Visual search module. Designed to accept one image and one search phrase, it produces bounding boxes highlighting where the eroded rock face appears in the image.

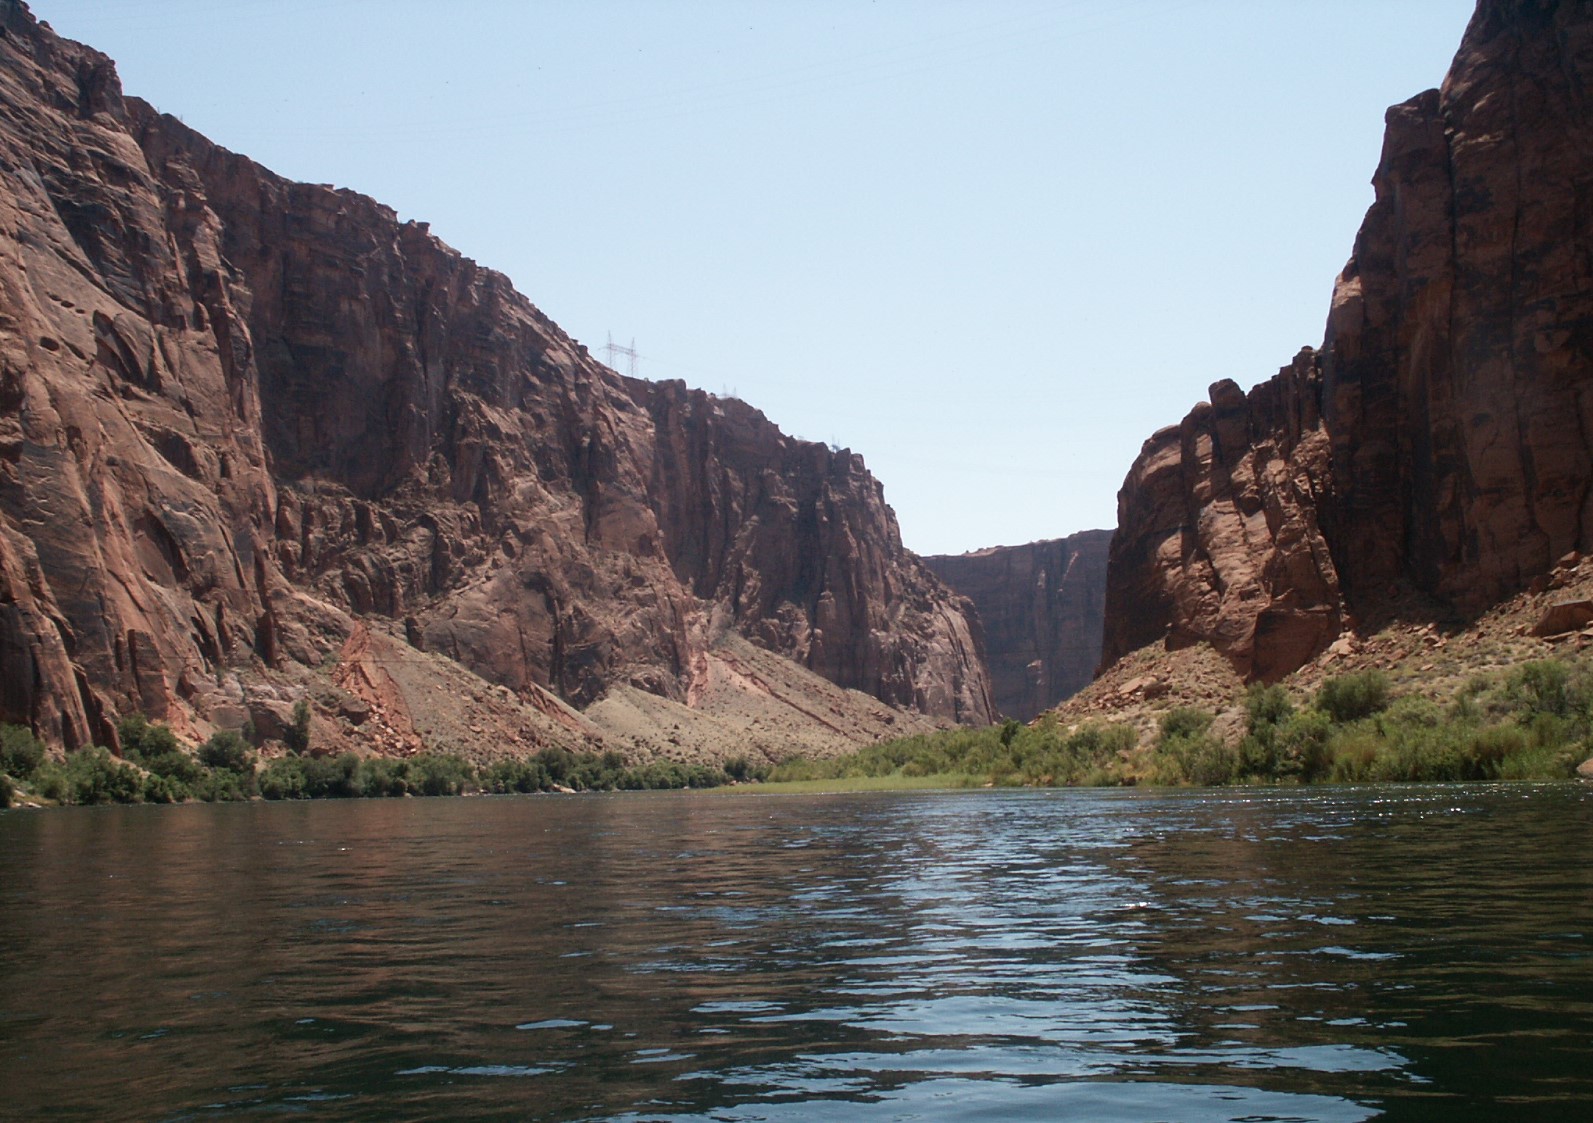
[1103,354,1343,682]
[1103,0,1593,680]
[1319,0,1593,615]
[925,530,1112,720]
[0,4,992,746]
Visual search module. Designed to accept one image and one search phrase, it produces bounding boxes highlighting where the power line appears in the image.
[602,332,638,379]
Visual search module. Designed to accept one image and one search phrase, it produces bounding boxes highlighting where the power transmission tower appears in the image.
[603,332,638,378]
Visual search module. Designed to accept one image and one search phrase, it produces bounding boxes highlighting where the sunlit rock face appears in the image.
[1102,0,1593,681]
[0,4,992,746]
[925,531,1112,720]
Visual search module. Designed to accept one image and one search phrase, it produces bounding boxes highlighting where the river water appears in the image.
[1,784,1590,1121]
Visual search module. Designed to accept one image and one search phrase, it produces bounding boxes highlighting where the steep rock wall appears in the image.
[0,4,992,745]
[1102,0,1593,679]
[925,530,1112,720]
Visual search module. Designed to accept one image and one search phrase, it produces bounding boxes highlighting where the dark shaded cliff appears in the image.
[925,531,1111,720]
[0,4,992,748]
[1103,0,1593,680]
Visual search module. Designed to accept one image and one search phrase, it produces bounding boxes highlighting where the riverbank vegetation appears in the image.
[765,660,1591,790]
[764,718,1134,789]
[0,713,766,808]
[2,659,1587,808]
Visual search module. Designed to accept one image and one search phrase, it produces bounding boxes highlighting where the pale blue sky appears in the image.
[36,0,1476,555]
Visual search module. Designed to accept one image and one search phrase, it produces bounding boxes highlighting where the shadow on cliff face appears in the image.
[925,531,1112,720]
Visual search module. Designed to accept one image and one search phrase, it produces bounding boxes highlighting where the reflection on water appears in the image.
[1,784,1590,1121]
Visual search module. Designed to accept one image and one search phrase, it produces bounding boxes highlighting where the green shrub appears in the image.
[1317,704,1569,784]
[1378,695,1444,730]
[1165,734,1239,786]
[1502,660,1574,718]
[1011,721,1133,786]
[140,749,207,785]
[115,716,208,795]
[723,755,768,783]
[1236,732,1277,779]
[1525,711,1575,751]
[617,761,725,790]
[0,772,12,808]
[1155,708,1235,785]
[535,747,577,786]
[1160,707,1214,741]
[1327,728,1381,782]
[1245,683,1295,733]
[767,756,820,783]
[194,768,253,801]
[761,719,1135,788]
[259,757,309,800]
[358,757,412,797]
[407,753,475,796]
[1273,709,1334,781]
[1316,671,1391,723]
[482,758,549,793]
[1465,725,1530,778]
[117,714,180,761]
[1377,728,1471,782]
[1493,740,1582,781]
[1238,684,1296,779]
[1073,722,1136,759]
[301,753,362,798]
[43,747,144,805]
[198,730,255,774]
[140,773,189,804]
[0,724,46,779]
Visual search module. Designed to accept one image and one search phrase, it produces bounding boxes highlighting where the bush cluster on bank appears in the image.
[0,714,767,808]
[770,660,1593,790]
[0,717,268,806]
[1144,662,1588,785]
[766,717,1135,787]
[1146,662,1580,783]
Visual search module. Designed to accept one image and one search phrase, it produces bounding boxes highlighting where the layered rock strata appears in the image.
[925,530,1111,720]
[0,4,992,748]
[1103,0,1593,680]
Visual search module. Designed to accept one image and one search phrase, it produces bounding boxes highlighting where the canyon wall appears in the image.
[925,530,1111,720]
[1103,0,1593,680]
[0,4,992,748]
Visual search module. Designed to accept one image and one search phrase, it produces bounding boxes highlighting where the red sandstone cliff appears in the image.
[925,531,1111,720]
[0,5,992,749]
[1103,0,1593,681]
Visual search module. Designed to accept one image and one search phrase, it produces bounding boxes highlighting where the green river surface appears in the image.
[1,783,1590,1121]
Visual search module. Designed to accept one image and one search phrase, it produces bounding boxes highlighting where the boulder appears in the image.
[247,699,299,742]
[1531,600,1593,638]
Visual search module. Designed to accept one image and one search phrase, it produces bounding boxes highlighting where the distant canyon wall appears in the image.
[0,3,992,747]
[1102,0,1593,680]
[925,530,1111,721]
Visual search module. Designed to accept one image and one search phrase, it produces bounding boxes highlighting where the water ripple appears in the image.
[2,783,1590,1120]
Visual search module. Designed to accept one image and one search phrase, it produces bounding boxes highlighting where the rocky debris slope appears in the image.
[584,628,943,766]
[1102,0,1593,682]
[1063,550,1593,753]
[925,530,1112,720]
[0,4,992,752]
